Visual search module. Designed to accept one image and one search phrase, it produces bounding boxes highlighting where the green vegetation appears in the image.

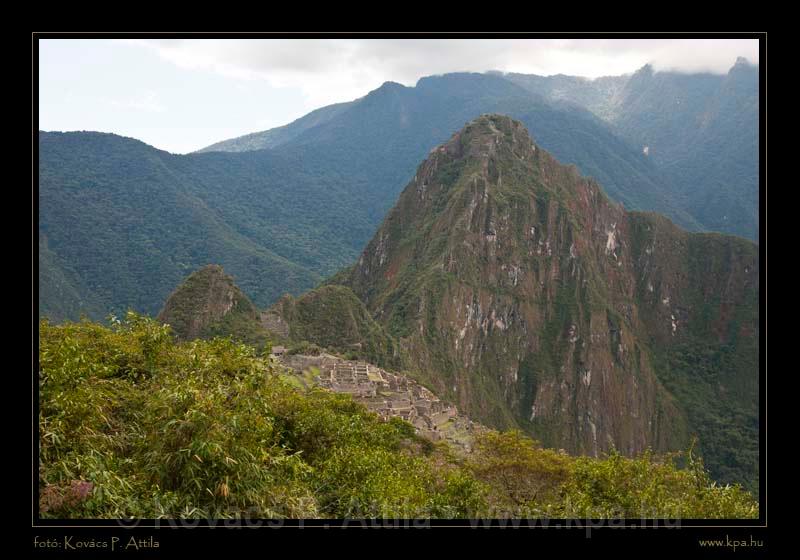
[337,115,758,493]
[156,265,271,347]
[38,131,323,321]
[507,62,759,240]
[197,101,355,153]
[653,341,759,496]
[38,315,757,519]
[39,236,105,323]
[271,285,406,370]
[41,71,712,322]
[628,213,760,495]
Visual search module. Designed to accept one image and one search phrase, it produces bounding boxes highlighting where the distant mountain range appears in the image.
[503,57,759,240]
[38,60,758,323]
[203,59,759,241]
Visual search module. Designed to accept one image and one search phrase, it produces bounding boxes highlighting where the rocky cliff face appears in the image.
[157,264,268,345]
[342,115,758,479]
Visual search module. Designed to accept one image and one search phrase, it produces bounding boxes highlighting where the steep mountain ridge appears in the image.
[499,71,628,120]
[204,72,697,229]
[196,101,355,153]
[337,115,758,490]
[40,62,758,363]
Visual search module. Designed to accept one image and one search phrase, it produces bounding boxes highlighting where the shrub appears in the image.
[38,316,758,519]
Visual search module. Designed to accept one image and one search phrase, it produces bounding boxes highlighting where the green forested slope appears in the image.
[39,131,321,319]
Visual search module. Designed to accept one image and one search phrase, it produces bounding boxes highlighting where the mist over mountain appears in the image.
[505,59,759,240]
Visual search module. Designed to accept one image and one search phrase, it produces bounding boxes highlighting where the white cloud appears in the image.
[40,37,759,153]
[126,37,759,108]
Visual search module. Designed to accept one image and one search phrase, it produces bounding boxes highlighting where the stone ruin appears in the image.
[278,353,481,452]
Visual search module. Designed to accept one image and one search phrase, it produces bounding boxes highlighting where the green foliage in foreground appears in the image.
[38,315,758,519]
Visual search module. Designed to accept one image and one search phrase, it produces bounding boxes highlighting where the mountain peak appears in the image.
[341,112,758,477]
[434,114,538,165]
[373,81,407,94]
[157,264,268,344]
[730,56,756,74]
[465,113,523,132]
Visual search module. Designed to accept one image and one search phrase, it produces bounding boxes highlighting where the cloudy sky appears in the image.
[38,37,759,154]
